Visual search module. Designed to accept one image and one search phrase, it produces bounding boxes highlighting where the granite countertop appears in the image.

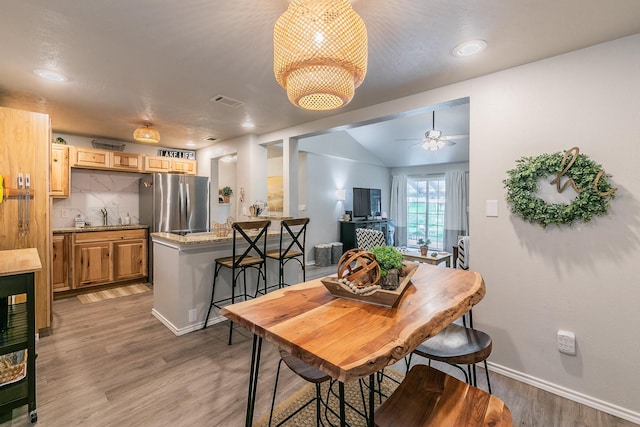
[152,229,282,246]
[53,224,149,234]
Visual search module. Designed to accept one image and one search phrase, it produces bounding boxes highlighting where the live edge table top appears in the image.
[221,263,485,382]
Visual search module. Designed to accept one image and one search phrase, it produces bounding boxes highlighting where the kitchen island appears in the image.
[151,228,297,336]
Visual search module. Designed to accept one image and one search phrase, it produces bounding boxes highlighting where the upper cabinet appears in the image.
[143,155,171,173]
[63,145,196,175]
[170,158,196,175]
[111,152,142,172]
[50,144,70,198]
[71,146,110,169]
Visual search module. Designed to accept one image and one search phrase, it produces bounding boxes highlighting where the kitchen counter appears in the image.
[151,229,280,246]
[53,224,149,234]
[151,229,296,336]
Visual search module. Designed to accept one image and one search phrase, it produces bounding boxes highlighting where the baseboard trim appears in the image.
[487,361,640,424]
[151,309,226,336]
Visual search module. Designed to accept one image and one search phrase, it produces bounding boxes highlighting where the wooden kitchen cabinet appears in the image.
[51,234,70,292]
[71,146,111,169]
[71,229,148,289]
[110,152,142,172]
[113,239,147,281]
[74,242,112,287]
[143,155,171,172]
[50,144,70,197]
[170,158,197,175]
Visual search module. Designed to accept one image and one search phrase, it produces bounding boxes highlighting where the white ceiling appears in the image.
[1,1,639,165]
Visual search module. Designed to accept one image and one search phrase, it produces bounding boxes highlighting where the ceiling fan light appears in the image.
[426,129,442,139]
[133,124,160,144]
[273,0,368,111]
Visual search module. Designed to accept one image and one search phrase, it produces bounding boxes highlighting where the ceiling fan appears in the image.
[396,110,468,151]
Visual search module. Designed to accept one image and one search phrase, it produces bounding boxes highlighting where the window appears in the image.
[407,176,445,250]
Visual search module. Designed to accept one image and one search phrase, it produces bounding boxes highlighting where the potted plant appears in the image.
[222,186,233,203]
[417,238,431,256]
[371,246,405,290]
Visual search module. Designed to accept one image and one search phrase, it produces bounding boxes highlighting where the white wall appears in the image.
[245,34,640,422]
[304,151,391,261]
[467,35,640,420]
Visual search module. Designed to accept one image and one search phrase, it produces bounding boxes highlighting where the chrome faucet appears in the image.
[100,208,108,226]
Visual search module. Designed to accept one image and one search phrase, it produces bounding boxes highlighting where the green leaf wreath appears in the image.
[503,148,616,227]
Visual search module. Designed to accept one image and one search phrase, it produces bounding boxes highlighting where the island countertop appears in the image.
[151,229,281,246]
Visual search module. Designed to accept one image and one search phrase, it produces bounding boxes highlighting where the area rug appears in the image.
[254,369,403,427]
[77,283,151,304]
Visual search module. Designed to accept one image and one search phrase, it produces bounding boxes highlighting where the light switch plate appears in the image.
[486,200,498,217]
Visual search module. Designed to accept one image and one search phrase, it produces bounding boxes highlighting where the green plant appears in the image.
[222,186,233,197]
[371,246,404,277]
[503,148,616,227]
[417,238,431,247]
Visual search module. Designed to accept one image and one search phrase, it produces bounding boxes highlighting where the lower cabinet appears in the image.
[51,234,70,291]
[113,239,147,281]
[51,229,148,294]
[74,242,112,287]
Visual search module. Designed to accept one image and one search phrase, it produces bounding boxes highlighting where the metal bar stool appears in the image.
[269,349,331,427]
[203,220,271,344]
[265,218,309,289]
[406,309,493,393]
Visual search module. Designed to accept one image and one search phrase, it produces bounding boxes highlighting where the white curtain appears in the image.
[444,171,468,252]
[390,175,407,246]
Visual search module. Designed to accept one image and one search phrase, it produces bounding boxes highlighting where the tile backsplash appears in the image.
[52,169,144,228]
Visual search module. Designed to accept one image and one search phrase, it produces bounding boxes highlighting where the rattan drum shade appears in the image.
[133,124,160,144]
[274,0,368,111]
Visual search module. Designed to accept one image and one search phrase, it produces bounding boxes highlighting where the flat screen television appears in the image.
[353,187,382,219]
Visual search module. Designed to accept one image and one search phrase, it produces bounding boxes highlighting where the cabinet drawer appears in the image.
[74,229,146,243]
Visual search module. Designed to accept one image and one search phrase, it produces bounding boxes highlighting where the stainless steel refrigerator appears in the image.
[139,173,210,279]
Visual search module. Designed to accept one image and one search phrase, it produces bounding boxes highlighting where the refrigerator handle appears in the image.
[184,183,191,230]
[179,181,186,230]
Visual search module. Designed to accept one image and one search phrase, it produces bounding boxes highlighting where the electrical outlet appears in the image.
[188,309,196,323]
[61,209,69,218]
[557,330,576,355]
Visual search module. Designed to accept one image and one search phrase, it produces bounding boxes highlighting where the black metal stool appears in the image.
[203,220,271,344]
[265,218,309,289]
[406,309,493,393]
[269,349,331,427]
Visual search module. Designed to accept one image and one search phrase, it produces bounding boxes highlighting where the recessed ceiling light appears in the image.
[185,142,196,147]
[33,69,68,82]
[241,121,255,129]
[452,40,487,57]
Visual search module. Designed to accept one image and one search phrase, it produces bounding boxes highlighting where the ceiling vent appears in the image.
[203,136,217,141]
[209,94,244,108]
[92,139,126,151]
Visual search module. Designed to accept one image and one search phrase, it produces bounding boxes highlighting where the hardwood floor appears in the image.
[0,265,636,426]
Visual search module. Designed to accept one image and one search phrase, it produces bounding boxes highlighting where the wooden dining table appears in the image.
[221,263,485,427]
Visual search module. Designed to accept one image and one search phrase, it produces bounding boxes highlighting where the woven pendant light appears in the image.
[274,0,368,111]
[133,124,160,144]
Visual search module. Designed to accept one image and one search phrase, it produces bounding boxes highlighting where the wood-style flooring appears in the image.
[0,265,636,426]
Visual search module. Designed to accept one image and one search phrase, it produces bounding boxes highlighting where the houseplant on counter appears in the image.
[417,238,431,256]
[371,245,405,290]
[221,186,233,203]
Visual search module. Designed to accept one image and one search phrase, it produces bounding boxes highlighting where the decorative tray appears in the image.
[321,262,418,307]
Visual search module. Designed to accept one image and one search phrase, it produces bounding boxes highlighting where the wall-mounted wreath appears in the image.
[503,147,617,228]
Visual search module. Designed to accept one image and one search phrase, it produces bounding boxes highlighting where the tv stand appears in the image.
[339,219,389,251]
